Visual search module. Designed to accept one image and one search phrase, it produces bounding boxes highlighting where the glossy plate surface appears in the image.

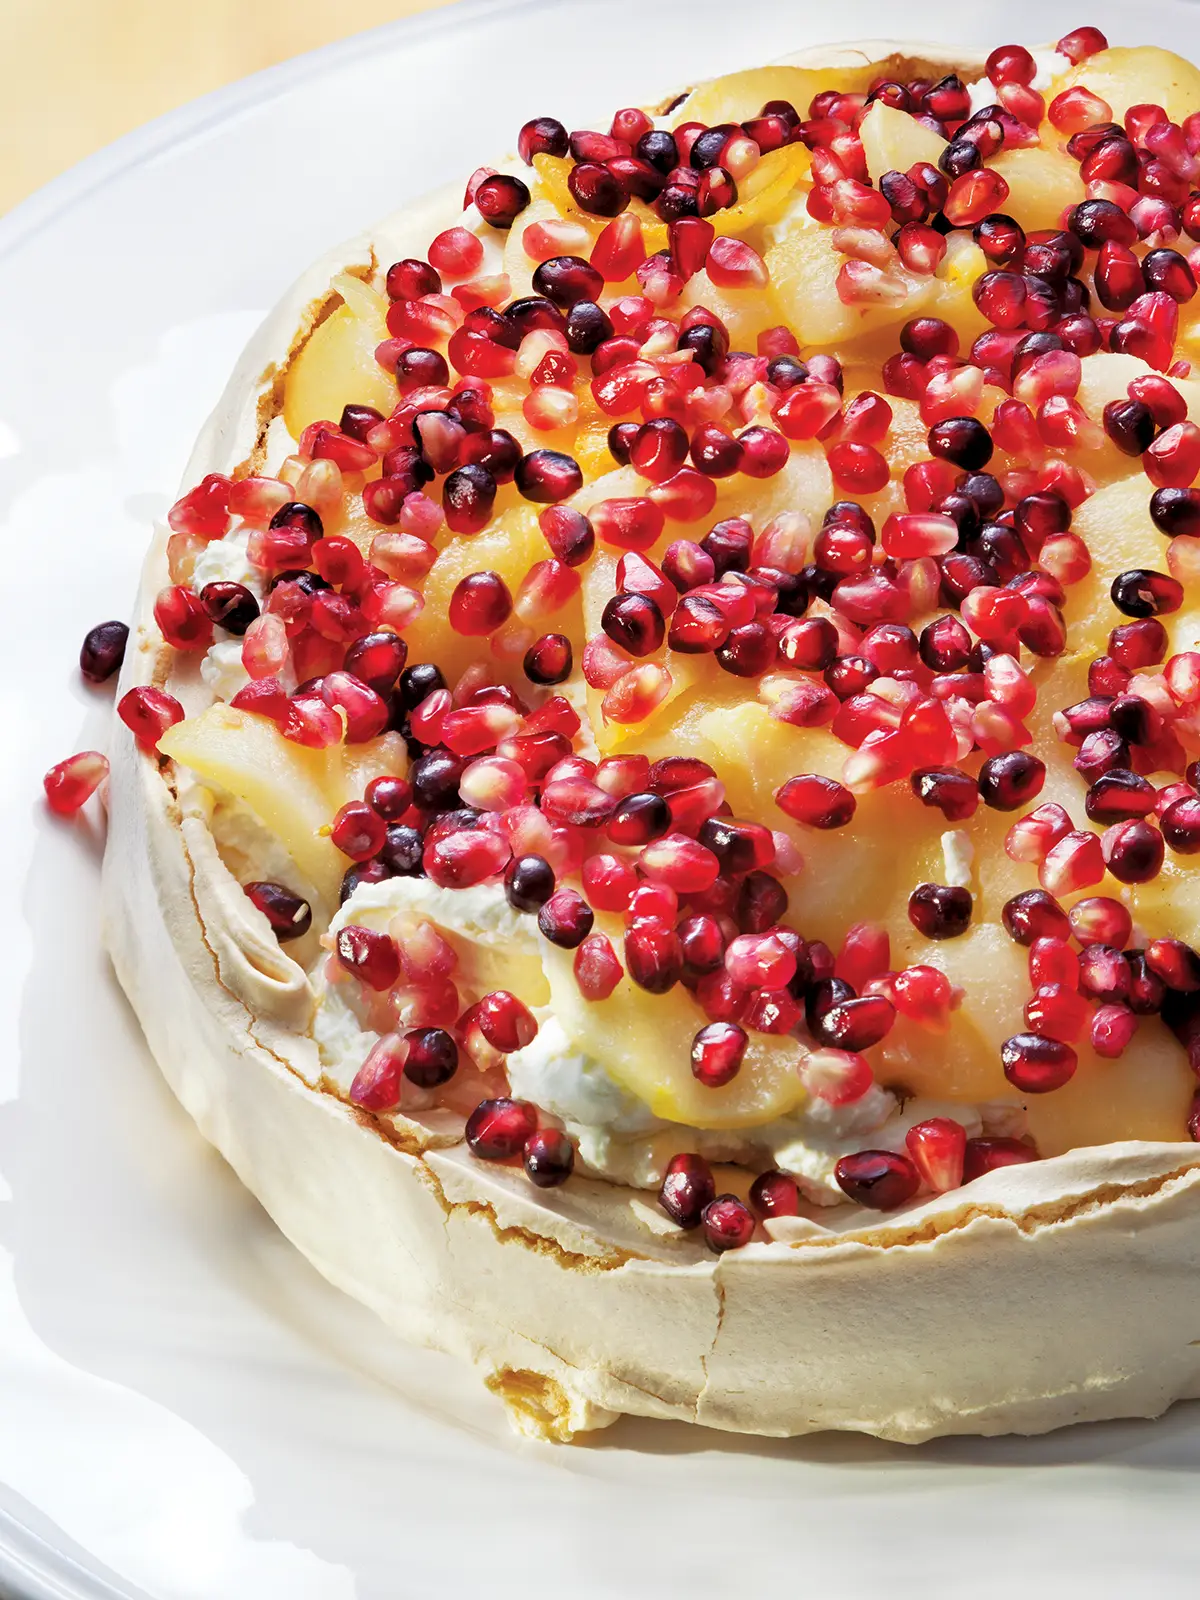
[2,1,1199,1594]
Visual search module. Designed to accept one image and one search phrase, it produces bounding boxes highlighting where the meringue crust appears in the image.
[104,41,1200,1443]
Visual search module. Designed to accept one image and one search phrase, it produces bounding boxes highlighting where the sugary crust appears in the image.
[103,40,1200,1442]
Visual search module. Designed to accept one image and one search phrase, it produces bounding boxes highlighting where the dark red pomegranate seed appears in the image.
[602,591,665,656]
[834,1150,920,1210]
[928,416,994,470]
[911,767,979,821]
[812,995,895,1050]
[79,619,129,682]
[244,881,312,941]
[517,116,569,162]
[474,173,531,228]
[1145,937,1200,993]
[568,162,628,216]
[1001,1032,1077,1092]
[702,1194,755,1252]
[962,1136,1038,1182]
[403,1027,459,1087]
[978,751,1046,811]
[1110,568,1183,618]
[442,463,496,534]
[505,853,556,912]
[465,1097,538,1158]
[537,888,594,948]
[1003,889,1071,945]
[625,922,683,993]
[908,883,972,939]
[1162,794,1200,854]
[523,1127,575,1187]
[515,449,584,503]
[1102,818,1165,883]
[1085,769,1156,822]
[658,1152,716,1228]
[523,632,573,684]
[748,1170,801,1219]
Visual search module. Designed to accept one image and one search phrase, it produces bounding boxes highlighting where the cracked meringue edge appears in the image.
[101,39,1200,1443]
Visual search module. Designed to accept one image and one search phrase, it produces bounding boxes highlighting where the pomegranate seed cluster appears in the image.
[57,25,1200,1249]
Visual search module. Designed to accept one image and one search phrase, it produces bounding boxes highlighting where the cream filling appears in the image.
[308,873,995,1204]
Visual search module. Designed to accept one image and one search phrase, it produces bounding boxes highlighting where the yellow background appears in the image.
[3,0,449,213]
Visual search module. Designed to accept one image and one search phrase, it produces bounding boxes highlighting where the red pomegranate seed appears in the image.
[905,1118,967,1192]
[349,1035,407,1112]
[1039,829,1105,895]
[749,1170,801,1220]
[962,1137,1039,1182]
[429,227,484,276]
[775,773,856,828]
[475,990,537,1053]
[624,921,682,993]
[448,571,512,636]
[1145,937,1200,992]
[1025,984,1089,1043]
[43,750,109,815]
[154,585,213,651]
[1057,25,1108,61]
[118,686,184,752]
[335,925,400,990]
[812,994,895,1051]
[465,1097,538,1159]
[659,1152,716,1228]
[1091,1003,1139,1058]
[1001,1032,1077,1092]
[701,1195,754,1252]
[834,1150,920,1209]
[330,801,387,861]
[423,828,510,888]
[690,1022,748,1087]
[573,933,623,1000]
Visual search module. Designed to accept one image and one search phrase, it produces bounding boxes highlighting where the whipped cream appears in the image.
[191,523,264,599]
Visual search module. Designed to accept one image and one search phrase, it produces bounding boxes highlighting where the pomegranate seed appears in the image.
[79,620,129,683]
[812,994,895,1051]
[1101,818,1165,883]
[624,921,682,993]
[474,173,530,228]
[1001,1032,1077,1092]
[118,686,184,751]
[905,1118,967,1192]
[320,672,390,743]
[659,1152,716,1228]
[348,1035,407,1112]
[910,767,978,821]
[962,1137,1038,1182]
[775,773,856,828]
[448,571,512,636]
[424,826,510,888]
[690,1022,748,1088]
[335,925,400,990]
[1144,937,1200,993]
[154,585,212,651]
[515,449,583,504]
[1162,793,1200,852]
[330,801,387,861]
[504,854,555,912]
[1025,983,1089,1043]
[701,1195,754,1252]
[907,883,972,939]
[573,933,623,1000]
[749,1170,801,1220]
[465,1097,538,1160]
[978,750,1045,811]
[800,1048,874,1106]
[538,888,594,948]
[43,750,108,815]
[834,1150,919,1210]
[523,1128,575,1188]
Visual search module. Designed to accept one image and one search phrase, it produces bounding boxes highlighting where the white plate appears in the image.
[4,1,1200,1594]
